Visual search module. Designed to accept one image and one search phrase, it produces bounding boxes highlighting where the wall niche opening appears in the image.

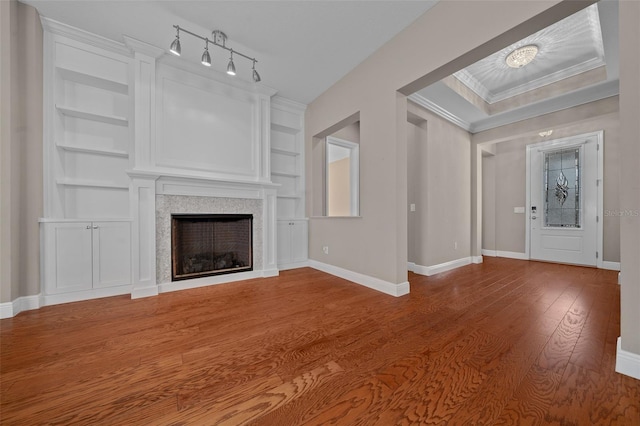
[171,214,253,281]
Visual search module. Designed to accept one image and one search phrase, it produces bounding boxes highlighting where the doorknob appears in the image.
[532,216,537,220]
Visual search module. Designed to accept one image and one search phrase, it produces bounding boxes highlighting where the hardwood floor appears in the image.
[1,258,638,425]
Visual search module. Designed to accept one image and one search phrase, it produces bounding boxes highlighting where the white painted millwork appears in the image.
[409,257,475,277]
[271,97,309,269]
[527,132,602,267]
[271,97,307,219]
[39,19,135,308]
[277,219,309,268]
[31,18,305,313]
[41,221,131,305]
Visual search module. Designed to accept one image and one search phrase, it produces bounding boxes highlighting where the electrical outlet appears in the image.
[322,246,329,254]
[454,241,458,250]
[410,203,416,212]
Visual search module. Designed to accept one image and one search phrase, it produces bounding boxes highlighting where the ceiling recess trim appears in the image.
[452,4,605,104]
[408,94,472,132]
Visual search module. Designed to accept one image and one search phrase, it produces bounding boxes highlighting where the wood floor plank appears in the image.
[1,258,636,425]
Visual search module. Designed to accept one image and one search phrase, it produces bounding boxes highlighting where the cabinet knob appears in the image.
[86,225,92,230]
[93,225,99,229]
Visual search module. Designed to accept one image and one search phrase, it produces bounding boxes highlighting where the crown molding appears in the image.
[408,94,472,132]
[123,35,165,59]
[470,79,619,133]
[40,16,131,57]
[271,96,307,113]
[490,57,606,103]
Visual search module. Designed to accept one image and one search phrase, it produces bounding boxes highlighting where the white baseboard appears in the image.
[262,268,280,277]
[496,250,529,260]
[616,337,640,380]
[472,255,483,264]
[278,260,310,271]
[42,286,131,307]
[0,302,13,319]
[308,259,409,297]
[410,256,473,277]
[0,294,42,319]
[131,285,159,299]
[482,249,497,257]
[158,270,264,293]
[601,261,621,271]
[407,262,416,272]
[618,272,621,285]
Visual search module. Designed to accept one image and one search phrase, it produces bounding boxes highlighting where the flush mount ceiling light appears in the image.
[505,44,539,68]
[539,130,553,137]
[169,25,261,82]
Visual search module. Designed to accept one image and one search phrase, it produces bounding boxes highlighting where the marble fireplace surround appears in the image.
[152,174,279,294]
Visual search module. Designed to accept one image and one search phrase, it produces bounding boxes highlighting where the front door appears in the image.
[528,132,600,266]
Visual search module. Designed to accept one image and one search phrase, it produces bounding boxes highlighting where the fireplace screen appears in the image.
[171,214,253,281]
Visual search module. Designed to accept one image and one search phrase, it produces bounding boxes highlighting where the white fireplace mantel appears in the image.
[129,169,280,299]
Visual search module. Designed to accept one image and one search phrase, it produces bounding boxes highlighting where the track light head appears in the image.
[169,27,181,56]
[252,61,261,83]
[170,37,181,56]
[227,52,236,76]
[201,42,211,67]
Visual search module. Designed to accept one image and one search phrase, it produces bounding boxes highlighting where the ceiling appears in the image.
[413,1,619,133]
[22,0,437,105]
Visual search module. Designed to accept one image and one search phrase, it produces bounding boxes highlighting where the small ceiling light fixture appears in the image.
[227,51,236,76]
[169,27,181,56]
[539,130,553,137]
[168,25,261,81]
[252,60,261,83]
[506,44,539,68]
[201,40,211,67]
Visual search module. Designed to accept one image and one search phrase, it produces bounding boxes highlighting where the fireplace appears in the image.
[171,214,253,281]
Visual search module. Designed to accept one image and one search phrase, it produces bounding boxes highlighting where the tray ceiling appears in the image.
[413,1,619,133]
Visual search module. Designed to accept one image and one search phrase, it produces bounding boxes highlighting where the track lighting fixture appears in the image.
[252,60,261,83]
[227,51,236,76]
[169,27,181,56]
[169,25,261,82]
[201,41,211,67]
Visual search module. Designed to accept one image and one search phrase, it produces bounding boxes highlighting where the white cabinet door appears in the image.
[51,222,93,293]
[277,221,293,265]
[277,219,308,266]
[92,222,131,288]
[290,220,308,263]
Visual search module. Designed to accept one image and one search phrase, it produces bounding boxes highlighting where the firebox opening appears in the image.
[171,214,253,281]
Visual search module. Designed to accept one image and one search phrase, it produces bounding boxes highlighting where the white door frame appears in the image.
[525,131,604,267]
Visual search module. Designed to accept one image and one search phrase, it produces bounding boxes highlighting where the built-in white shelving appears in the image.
[57,66,128,94]
[270,98,308,269]
[56,178,129,190]
[271,147,301,157]
[46,34,132,221]
[56,104,129,126]
[271,171,300,178]
[42,28,134,303]
[56,142,129,158]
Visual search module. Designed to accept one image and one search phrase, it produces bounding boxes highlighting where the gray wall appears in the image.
[477,97,620,262]
[618,0,640,357]
[407,102,471,267]
[0,0,43,303]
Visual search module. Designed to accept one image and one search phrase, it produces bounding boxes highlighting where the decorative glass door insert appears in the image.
[544,147,581,228]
